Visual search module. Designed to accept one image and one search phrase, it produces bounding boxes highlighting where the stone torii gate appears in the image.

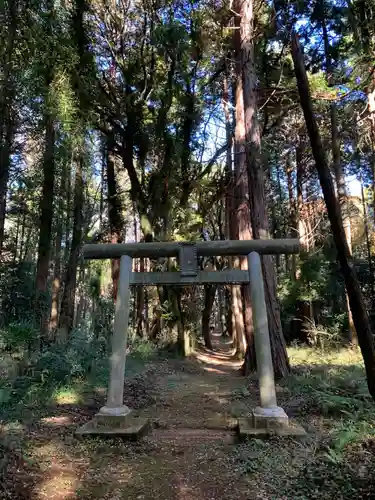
[77,239,306,438]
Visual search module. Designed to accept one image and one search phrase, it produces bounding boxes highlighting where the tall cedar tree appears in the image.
[238,0,290,377]
[292,32,375,400]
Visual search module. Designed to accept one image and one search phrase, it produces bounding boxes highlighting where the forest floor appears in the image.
[1,334,375,500]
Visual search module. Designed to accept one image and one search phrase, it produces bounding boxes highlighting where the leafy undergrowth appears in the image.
[232,347,375,499]
[1,342,375,499]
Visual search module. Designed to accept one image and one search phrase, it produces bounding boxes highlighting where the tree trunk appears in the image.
[144,283,150,338]
[332,102,356,343]
[223,73,237,348]
[0,122,13,257]
[202,286,216,350]
[296,142,308,254]
[360,170,374,300]
[292,32,375,400]
[13,208,21,263]
[232,13,255,368]
[35,112,55,338]
[18,200,26,262]
[63,158,72,267]
[0,0,17,255]
[218,286,227,336]
[99,137,106,230]
[227,133,246,356]
[225,287,233,339]
[285,152,297,278]
[74,260,86,329]
[367,85,375,225]
[58,154,84,342]
[172,288,190,356]
[321,1,356,343]
[49,222,62,335]
[136,257,146,337]
[272,164,283,271]
[232,285,247,356]
[49,166,65,335]
[223,73,233,241]
[239,0,289,378]
[107,137,124,300]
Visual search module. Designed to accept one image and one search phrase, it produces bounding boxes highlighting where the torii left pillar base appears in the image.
[76,406,150,440]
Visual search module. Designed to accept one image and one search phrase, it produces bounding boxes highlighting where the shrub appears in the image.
[0,321,38,352]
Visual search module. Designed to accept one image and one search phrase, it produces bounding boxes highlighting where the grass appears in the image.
[232,346,375,499]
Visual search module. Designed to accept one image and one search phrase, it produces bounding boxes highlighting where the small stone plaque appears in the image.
[179,243,198,277]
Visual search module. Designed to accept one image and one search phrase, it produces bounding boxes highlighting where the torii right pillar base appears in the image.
[237,406,306,440]
[76,406,150,440]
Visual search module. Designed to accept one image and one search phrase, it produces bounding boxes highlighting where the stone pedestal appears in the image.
[237,406,306,439]
[252,406,289,429]
[76,406,150,439]
[237,413,306,438]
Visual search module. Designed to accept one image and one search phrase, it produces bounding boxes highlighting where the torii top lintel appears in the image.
[82,239,300,260]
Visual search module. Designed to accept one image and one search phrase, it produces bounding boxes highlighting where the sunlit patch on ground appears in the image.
[40,416,72,426]
[171,479,204,500]
[201,365,233,374]
[35,470,78,500]
[53,388,80,404]
[195,350,242,367]
[32,442,68,460]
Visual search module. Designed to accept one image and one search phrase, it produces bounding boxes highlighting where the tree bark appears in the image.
[292,32,375,400]
[368,85,375,226]
[0,0,17,255]
[136,257,146,337]
[223,73,233,241]
[359,169,374,300]
[49,219,62,335]
[222,73,235,345]
[223,66,246,357]
[202,286,216,350]
[107,137,124,300]
[74,260,86,329]
[35,112,55,337]
[272,164,283,271]
[296,141,309,253]
[285,152,297,278]
[332,101,356,342]
[232,11,255,367]
[321,0,356,343]
[49,163,65,335]
[58,154,84,342]
[239,0,289,377]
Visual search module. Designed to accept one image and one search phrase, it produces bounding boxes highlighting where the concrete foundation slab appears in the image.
[237,415,307,440]
[76,412,150,440]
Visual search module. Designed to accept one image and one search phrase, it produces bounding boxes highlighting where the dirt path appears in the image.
[3,337,374,499]
[2,334,268,500]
